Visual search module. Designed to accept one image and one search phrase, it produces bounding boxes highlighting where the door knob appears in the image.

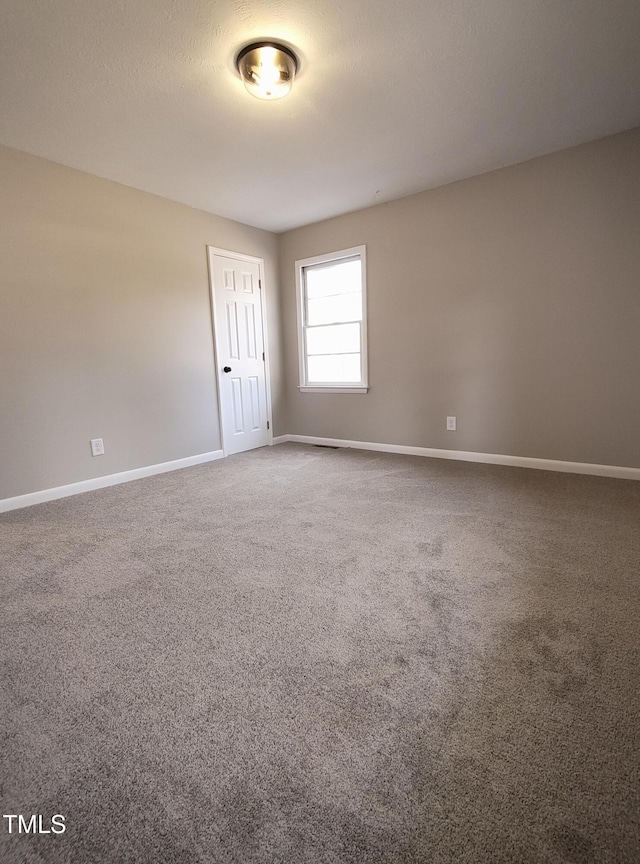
[223,366,232,373]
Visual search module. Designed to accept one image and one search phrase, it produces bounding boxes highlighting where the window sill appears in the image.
[298,386,368,394]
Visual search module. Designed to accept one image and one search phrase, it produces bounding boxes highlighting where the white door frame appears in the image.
[207,246,274,456]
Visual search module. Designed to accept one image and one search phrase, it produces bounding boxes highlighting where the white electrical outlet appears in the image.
[90,438,105,456]
[446,416,457,431]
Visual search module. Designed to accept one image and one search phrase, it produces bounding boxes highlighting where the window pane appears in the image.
[306,323,360,356]
[305,259,361,299]
[307,353,362,383]
[307,292,362,325]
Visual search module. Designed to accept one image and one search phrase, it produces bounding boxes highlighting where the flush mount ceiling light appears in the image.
[235,41,298,100]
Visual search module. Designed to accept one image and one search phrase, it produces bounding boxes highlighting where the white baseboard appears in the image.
[0,450,224,514]
[276,434,640,481]
[3,434,637,514]
[271,435,290,445]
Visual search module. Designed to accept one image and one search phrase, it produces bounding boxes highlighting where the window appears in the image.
[295,246,368,393]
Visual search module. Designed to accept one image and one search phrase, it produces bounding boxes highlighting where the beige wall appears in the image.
[0,146,282,499]
[279,128,640,469]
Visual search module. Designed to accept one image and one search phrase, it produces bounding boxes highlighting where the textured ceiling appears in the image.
[1,0,639,232]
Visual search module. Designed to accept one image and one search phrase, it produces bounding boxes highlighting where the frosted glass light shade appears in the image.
[236,42,298,100]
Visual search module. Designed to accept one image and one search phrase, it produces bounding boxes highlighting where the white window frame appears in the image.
[295,245,368,394]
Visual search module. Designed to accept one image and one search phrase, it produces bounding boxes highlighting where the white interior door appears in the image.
[209,250,271,456]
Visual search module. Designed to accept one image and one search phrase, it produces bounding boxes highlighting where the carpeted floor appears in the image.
[1,443,639,863]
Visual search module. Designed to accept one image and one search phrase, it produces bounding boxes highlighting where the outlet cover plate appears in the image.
[90,438,104,456]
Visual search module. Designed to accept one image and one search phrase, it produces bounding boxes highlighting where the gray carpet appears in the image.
[1,443,639,863]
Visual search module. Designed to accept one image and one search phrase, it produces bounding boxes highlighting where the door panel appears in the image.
[226,301,240,359]
[244,304,257,359]
[211,252,270,455]
[230,377,244,434]
[242,271,255,294]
